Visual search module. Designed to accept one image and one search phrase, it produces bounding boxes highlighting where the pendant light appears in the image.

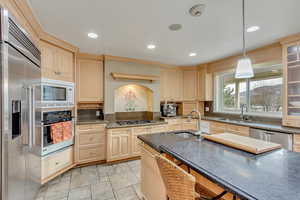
[235,0,254,79]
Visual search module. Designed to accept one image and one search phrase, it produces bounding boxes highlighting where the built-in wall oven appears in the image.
[40,78,74,108]
[41,110,74,156]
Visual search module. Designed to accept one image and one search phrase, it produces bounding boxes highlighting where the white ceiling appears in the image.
[28,0,300,66]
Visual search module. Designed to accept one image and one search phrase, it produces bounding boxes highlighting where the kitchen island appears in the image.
[138,132,300,200]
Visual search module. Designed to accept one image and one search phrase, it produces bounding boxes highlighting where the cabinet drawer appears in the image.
[151,125,168,133]
[294,134,300,145]
[133,127,151,134]
[110,128,132,135]
[165,119,182,125]
[182,123,198,131]
[226,124,249,136]
[79,144,106,162]
[77,124,106,134]
[79,133,105,145]
[42,147,73,179]
[283,119,300,128]
[168,124,182,131]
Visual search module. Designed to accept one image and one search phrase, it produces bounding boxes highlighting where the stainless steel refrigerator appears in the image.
[1,8,42,200]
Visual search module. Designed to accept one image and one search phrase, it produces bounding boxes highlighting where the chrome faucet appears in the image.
[240,104,247,121]
[188,109,202,135]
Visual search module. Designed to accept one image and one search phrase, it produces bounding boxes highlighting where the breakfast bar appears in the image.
[138,132,300,200]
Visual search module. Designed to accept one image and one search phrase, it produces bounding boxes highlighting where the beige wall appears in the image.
[104,60,160,114]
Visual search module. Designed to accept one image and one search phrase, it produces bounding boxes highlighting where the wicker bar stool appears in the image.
[156,155,211,200]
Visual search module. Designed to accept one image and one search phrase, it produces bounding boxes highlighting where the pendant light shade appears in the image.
[235,0,254,79]
[235,56,254,79]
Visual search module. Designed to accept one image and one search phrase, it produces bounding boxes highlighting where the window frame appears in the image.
[214,65,283,117]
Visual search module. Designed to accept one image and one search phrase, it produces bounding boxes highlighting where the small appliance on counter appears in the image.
[161,103,177,117]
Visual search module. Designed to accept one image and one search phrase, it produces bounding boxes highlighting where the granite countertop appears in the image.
[138,132,300,200]
[106,120,168,129]
[76,120,109,125]
[202,116,300,134]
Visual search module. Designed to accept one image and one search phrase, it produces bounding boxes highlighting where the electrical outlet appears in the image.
[96,111,100,116]
[205,107,209,112]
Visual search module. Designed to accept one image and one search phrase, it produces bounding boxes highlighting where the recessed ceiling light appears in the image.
[169,24,182,31]
[147,44,156,50]
[189,52,197,57]
[247,26,260,33]
[88,32,98,39]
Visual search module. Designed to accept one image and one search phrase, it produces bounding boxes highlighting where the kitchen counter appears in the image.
[138,132,300,200]
[76,120,109,125]
[106,120,168,129]
[202,116,300,134]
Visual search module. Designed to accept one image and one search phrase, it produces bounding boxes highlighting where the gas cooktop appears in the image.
[116,120,154,126]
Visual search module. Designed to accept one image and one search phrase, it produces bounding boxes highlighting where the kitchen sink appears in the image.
[173,132,195,138]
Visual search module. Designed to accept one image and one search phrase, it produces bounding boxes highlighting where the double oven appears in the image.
[39,79,75,156]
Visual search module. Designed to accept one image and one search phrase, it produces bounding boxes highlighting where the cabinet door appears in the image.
[77,59,103,102]
[40,41,74,82]
[283,42,300,127]
[41,41,57,80]
[56,48,74,82]
[183,70,197,101]
[197,68,213,101]
[160,68,183,101]
[141,144,167,200]
[132,127,151,156]
[107,129,131,162]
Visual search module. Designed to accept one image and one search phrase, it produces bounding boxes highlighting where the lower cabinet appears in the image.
[164,118,199,131]
[140,143,167,200]
[75,124,106,164]
[41,146,74,184]
[293,134,300,152]
[107,128,132,162]
[207,121,250,136]
[106,125,168,162]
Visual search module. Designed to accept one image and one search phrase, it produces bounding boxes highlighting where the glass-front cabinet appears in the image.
[283,41,300,127]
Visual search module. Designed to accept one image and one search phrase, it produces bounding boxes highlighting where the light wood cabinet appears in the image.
[40,41,74,82]
[197,66,213,101]
[182,101,199,116]
[132,127,151,156]
[150,125,168,133]
[160,68,183,101]
[77,59,104,102]
[282,41,300,128]
[208,121,249,136]
[41,146,74,183]
[183,70,198,101]
[107,128,132,162]
[293,134,300,152]
[75,124,106,164]
[182,118,198,131]
[140,143,167,200]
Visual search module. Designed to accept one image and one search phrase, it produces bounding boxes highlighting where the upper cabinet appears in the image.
[197,66,213,101]
[282,41,300,127]
[77,55,104,102]
[160,68,183,102]
[183,70,198,101]
[40,41,74,82]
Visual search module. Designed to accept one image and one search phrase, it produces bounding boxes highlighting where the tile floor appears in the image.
[36,160,142,200]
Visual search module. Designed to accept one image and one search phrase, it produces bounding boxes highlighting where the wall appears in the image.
[114,84,153,112]
[104,60,160,114]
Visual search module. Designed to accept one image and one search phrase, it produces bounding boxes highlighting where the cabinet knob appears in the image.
[55,162,59,165]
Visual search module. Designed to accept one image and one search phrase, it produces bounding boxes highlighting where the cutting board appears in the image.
[203,133,282,154]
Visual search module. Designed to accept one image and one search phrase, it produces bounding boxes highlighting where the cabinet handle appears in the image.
[55,162,59,165]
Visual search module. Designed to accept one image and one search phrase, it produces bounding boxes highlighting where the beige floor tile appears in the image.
[68,186,91,200]
[114,186,138,200]
[81,165,98,175]
[91,181,115,200]
[70,172,99,189]
[109,171,139,190]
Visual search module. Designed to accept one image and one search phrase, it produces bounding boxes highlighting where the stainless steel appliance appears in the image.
[41,110,74,156]
[1,8,41,200]
[116,120,154,126]
[249,128,293,150]
[40,78,74,108]
[161,103,177,117]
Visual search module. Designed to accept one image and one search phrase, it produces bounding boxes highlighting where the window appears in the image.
[215,64,282,116]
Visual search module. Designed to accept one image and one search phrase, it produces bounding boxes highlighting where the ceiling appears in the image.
[28,0,300,66]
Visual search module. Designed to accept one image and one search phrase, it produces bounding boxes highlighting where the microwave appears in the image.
[40,78,74,108]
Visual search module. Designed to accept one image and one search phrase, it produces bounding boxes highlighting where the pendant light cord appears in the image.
[242,0,246,57]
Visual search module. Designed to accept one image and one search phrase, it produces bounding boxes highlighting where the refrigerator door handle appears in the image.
[28,86,33,148]
[31,86,36,146]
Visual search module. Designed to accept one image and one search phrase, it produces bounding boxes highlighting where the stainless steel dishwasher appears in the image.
[249,128,293,151]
